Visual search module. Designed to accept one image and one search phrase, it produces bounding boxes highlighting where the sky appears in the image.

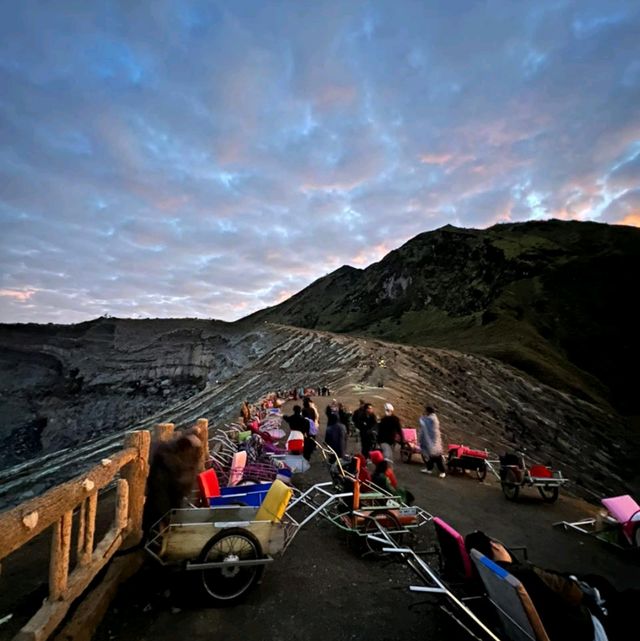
[1,0,639,324]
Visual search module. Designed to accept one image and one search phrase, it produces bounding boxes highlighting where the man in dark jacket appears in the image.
[284,405,309,434]
[353,402,377,458]
[377,402,405,461]
[324,413,347,459]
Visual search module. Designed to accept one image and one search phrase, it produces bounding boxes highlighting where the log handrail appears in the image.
[0,446,137,560]
[0,430,151,641]
[0,417,209,641]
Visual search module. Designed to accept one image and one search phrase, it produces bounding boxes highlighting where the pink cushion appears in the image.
[402,428,417,443]
[228,451,247,486]
[461,446,488,459]
[602,495,640,524]
[433,516,473,580]
[448,444,488,459]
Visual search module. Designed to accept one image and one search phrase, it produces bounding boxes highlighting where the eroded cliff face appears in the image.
[0,322,637,509]
[0,318,276,467]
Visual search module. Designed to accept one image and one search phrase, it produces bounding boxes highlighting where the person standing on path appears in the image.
[301,396,320,461]
[355,402,377,458]
[324,412,348,459]
[377,402,405,462]
[419,405,446,477]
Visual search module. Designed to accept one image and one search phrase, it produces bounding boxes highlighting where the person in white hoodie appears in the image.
[419,405,446,477]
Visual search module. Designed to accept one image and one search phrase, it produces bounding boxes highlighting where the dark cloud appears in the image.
[1,0,639,323]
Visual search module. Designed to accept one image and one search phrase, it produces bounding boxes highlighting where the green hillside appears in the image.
[245,220,640,413]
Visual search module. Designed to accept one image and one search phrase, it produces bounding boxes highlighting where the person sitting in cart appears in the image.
[465,530,638,641]
[371,454,414,505]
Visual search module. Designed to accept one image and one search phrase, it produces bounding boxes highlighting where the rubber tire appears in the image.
[538,485,559,503]
[502,469,520,501]
[198,528,264,604]
[362,510,403,557]
[476,463,487,481]
[400,447,411,464]
[633,524,640,549]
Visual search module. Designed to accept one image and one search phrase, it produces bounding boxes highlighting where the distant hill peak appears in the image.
[246,219,640,414]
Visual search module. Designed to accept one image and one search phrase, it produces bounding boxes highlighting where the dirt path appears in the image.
[91,392,639,641]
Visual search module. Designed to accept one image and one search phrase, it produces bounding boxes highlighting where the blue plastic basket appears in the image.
[208,482,272,507]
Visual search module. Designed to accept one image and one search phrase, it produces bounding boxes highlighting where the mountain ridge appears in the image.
[244,219,640,413]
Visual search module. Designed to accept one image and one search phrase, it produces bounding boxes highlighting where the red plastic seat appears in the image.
[198,468,221,501]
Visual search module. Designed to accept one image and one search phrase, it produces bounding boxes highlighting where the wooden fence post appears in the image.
[153,423,174,443]
[78,492,97,567]
[50,510,73,600]
[121,431,150,547]
[115,479,129,531]
[195,418,209,470]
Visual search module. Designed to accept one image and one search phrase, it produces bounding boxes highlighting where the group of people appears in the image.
[239,395,284,426]
[351,400,447,477]
[143,390,634,641]
[283,397,321,461]
[287,385,331,400]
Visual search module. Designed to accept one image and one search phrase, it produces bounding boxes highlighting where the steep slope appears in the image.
[0,317,274,466]
[245,220,640,413]
[3,324,638,510]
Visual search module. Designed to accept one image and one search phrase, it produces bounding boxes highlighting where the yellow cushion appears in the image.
[255,479,293,522]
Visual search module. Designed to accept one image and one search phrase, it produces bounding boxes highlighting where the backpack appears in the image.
[307,417,318,436]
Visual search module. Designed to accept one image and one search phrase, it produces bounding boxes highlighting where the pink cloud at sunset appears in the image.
[1,1,639,324]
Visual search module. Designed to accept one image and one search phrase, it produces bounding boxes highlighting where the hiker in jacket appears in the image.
[419,405,446,477]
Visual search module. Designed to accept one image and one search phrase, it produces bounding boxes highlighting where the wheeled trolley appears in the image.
[487,450,567,503]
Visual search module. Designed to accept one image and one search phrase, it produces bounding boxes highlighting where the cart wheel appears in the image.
[362,511,403,557]
[198,528,264,604]
[502,469,520,501]
[400,447,411,464]
[476,463,487,481]
[538,485,559,503]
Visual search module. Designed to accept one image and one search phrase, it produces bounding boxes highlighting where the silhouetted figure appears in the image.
[142,432,202,536]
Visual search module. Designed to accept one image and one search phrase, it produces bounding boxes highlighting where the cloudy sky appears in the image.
[1,1,639,324]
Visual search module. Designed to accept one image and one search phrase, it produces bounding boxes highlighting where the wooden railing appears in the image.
[0,417,210,641]
[0,430,150,641]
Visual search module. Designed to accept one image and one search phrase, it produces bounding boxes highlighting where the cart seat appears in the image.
[198,468,221,501]
[602,494,640,523]
[529,465,552,479]
[255,479,293,522]
[433,517,473,581]
[469,549,550,641]
[228,451,247,486]
[402,428,418,445]
[602,495,640,544]
[448,444,488,460]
